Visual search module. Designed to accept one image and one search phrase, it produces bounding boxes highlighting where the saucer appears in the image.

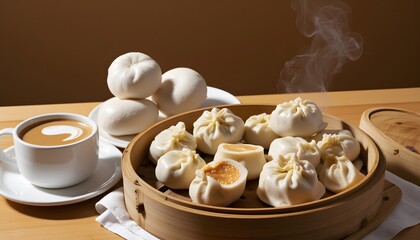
[89,86,240,148]
[0,141,122,206]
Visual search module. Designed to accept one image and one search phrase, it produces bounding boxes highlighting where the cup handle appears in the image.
[0,128,16,164]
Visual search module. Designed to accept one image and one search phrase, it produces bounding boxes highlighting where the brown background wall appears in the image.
[0,0,419,106]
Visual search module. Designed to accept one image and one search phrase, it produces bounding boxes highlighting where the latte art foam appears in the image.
[22,119,93,146]
[41,125,83,142]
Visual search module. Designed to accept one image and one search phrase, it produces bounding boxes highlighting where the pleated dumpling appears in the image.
[155,148,206,189]
[189,159,248,207]
[316,130,360,161]
[193,108,245,155]
[268,136,320,167]
[269,97,327,137]
[257,154,325,207]
[243,113,278,149]
[317,155,365,193]
[149,122,197,164]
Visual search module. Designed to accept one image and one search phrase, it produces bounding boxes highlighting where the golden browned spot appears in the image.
[203,161,240,184]
[223,144,258,152]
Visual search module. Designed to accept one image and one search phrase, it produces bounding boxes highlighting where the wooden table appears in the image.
[0,88,419,239]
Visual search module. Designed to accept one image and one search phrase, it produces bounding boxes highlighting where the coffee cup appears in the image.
[0,113,99,188]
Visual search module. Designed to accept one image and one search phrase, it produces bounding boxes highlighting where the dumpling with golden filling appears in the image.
[189,159,248,207]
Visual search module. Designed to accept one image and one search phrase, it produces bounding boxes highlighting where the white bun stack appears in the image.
[98,52,207,137]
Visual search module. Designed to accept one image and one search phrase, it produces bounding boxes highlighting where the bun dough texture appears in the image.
[317,155,365,193]
[98,97,158,136]
[152,67,207,116]
[214,143,266,180]
[316,130,361,161]
[107,52,162,99]
[268,136,321,167]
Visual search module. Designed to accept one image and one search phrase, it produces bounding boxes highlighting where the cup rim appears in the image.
[14,112,98,149]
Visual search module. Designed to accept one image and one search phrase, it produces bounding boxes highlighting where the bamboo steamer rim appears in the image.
[360,107,420,158]
[122,104,382,214]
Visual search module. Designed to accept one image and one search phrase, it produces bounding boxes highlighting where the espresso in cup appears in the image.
[21,119,93,146]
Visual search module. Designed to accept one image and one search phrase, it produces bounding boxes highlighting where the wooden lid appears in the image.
[360,107,420,185]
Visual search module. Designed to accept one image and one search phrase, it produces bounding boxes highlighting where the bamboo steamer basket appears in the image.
[122,104,385,239]
[360,107,420,185]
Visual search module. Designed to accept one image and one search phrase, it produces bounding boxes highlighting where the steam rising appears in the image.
[278,0,363,93]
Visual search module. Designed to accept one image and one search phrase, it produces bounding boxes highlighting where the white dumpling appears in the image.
[98,97,158,136]
[269,97,327,137]
[155,148,206,189]
[152,67,207,116]
[189,159,248,207]
[268,136,320,167]
[317,155,365,193]
[193,108,245,155]
[316,130,360,161]
[107,52,162,99]
[257,154,325,207]
[214,143,266,180]
[243,113,278,149]
[149,122,197,164]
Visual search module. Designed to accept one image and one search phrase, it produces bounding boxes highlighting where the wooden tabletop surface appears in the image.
[0,87,419,239]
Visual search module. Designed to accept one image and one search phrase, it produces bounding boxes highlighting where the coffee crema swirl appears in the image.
[21,119,93,146]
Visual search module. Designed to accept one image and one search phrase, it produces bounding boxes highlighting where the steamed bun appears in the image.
[151,67,207,116]
[98,97,158,136]
[107,52,162,99]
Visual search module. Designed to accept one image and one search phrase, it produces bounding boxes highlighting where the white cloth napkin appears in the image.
[96,171,420,240]
[363,171,420,239]
[95,188,158,240]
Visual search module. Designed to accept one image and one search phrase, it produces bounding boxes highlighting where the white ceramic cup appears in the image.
[0,113,99,188]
